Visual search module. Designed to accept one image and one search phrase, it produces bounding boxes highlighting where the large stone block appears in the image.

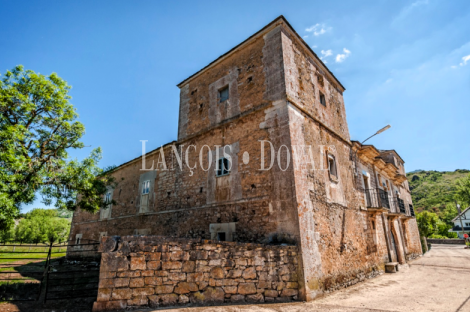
[149,294,178,307]
[98,278,114,289]
[202,287,225,304]
[182,261,196,273]
[246,293,264,303]
[129,278,145,288]
[101,253,128,272]
[127,297,148,306]
[168,272,186,281]
[238,283,257,295]
[210,266,225,279]
[174,282,198,294]
[106,300,127,311]
[223,286,238,294]
[227,269,242,278]
[171,250,184,260]
[264,289,278,297]
[133,287,155,296]
[155,285,175,294]
[230,294,245,303]
[281,288,298,297]
[147,261,161,270]
[112,288,133,300]
[144,276,162,286]
[162,261,182,270]
[179,294,190,304]
[242,267,257,280]
[130,256,146,271]
[187,272,205,282]
[117,271,140,278]
[114,277,130,288]
[96,288,112,302]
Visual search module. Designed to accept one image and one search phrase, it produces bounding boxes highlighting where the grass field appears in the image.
[0,244,66,284]
[0,245,66,264]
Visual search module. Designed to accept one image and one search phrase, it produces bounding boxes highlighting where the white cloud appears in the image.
[303,35,309,39]
[335,48,351,63]
[320,49,333,63]
[321,49,332,57]
[394,0,429,22]
[459,54,470,66]
[305,23,329,36]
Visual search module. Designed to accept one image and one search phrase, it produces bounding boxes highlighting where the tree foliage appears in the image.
[416,211,439,238]
[416,210,457,239]
[407,169,469,214]
[13,208,70,244]
[0,66,115,230]
[455,173,470,207]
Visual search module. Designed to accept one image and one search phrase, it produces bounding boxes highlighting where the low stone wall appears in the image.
[427,238,466,245]
[92,236,300,311]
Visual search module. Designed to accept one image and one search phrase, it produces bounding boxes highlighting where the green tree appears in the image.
[455,174,470,207]
[0,66,115,230]
[43,217,70,244]
[0,224,15,243]
[417,211,439,237]
[435,219,457,238]
[14,208,71,244]
[441,203,459,225]
[15,218,33,244]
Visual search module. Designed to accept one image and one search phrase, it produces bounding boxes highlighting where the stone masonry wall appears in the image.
[92,236,300,311]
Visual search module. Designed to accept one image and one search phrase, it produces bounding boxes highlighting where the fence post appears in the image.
[37,243,53,302]
[42,264,50,304]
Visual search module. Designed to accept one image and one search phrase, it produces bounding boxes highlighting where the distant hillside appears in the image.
[56,209,74,219]
[20,208,73,219]
[407,169,470,213]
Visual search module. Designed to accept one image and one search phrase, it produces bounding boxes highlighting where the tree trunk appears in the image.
[421,236,428,253]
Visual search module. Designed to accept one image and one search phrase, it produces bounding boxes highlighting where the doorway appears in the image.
[390,230,399,262]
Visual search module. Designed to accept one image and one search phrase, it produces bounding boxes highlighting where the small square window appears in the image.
[217,158,230,177]
[328,155,337,177]
[320,92,326,106]
[218,86,229,103]
[142,180,150,194]
[217,232,226,241]
[104,192,111,204]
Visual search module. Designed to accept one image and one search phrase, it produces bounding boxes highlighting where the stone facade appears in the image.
[70,15,422,306]
[92,236,299,311]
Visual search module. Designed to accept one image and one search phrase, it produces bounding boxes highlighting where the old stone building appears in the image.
[70,16,422,304]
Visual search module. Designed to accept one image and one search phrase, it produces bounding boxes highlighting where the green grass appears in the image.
[0,245,66,264]
[0,244,66,284]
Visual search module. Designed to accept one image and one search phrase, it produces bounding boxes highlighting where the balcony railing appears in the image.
[363,188,412,216]
[398,198,406,214]
[364,188,391,210]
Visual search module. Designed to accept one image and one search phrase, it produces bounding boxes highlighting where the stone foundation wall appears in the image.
[92,236,300,311]
[427,238,466,245]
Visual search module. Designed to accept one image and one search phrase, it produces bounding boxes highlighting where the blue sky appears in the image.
[1,0,469,211]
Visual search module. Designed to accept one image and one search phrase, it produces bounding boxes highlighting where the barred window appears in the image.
[217,158,230,177]
[328,154,337,177]
[142,180,150,194]
[218,86,229,103]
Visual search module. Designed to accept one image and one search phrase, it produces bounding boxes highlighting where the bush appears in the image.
[429,234,449,239]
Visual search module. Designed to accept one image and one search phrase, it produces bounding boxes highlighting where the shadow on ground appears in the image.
[0,257,99,312]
